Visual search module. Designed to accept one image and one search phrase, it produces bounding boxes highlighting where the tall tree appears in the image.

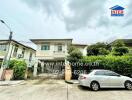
[87,42,111,56]
[67,46,83,62]
[112,40,129,56]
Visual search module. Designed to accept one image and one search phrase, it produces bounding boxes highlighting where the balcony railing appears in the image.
[53,51,65,53]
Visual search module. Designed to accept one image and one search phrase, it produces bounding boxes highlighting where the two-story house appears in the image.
[30,39,72,75]
[0,40,36,68]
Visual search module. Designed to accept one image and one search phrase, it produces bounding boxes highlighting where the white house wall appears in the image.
[36,42,69,60]
[0,41,36,67]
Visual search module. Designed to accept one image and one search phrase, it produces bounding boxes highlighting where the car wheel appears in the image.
[125,81,132,90]
[90,81,100,91]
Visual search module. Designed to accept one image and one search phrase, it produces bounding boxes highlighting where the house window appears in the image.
[29,52,32,62]
[0,44,7,51]
[22,48,25,58]
[58,45,62,52]
[41,44,50,50]
[13,45,18,57]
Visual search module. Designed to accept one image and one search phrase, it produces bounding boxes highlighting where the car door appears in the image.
[94,71,111,87]
[104,71,122,87]
[110,76,123,87]
[98,75,111,87]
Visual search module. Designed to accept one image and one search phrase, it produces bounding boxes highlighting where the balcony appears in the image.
[53,51,65,53]
[53,51,66,58]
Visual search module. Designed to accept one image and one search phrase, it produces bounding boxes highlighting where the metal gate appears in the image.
[38,60,65,79]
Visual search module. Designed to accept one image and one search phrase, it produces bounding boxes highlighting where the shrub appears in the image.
[67,46,83,79]
[81,56,132,77]
[9,60,27,80]
[112,47,129,56]
[0,61,2,67]
[8,60,16,69]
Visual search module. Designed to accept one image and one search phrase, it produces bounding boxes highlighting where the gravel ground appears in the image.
[0,79,132,100]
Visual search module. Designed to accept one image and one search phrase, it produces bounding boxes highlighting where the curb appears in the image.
[65,80,74,84]
[0,80,25,86]
[65,80,79,84]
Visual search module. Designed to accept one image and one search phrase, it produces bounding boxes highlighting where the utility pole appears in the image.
[0,19,13,80]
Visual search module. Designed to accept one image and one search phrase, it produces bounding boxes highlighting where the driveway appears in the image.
[0,79,132,100]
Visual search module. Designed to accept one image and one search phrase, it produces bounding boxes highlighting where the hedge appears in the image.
[81,56,132,77]
[0,62,2,68]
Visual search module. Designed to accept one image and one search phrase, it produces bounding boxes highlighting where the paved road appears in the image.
[0,79,132,100]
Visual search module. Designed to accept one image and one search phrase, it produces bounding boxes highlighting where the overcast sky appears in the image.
[0,0,132,46]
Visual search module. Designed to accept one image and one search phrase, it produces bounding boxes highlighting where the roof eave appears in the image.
[0,39,36,51]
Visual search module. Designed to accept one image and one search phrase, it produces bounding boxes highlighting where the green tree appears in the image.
[99,48,110,55]
[112,40,125,47]
[112,40,129,56]
[67,46,83,62]
[87,42,111,56]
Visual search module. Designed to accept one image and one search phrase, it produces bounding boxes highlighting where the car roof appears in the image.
[92,69,111,72]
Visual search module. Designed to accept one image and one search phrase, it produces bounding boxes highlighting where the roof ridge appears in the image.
[110,5,124,10]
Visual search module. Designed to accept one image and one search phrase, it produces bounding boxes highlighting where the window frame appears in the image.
[0,44,7,51]
[13,45,18,57]
[29,52,33,62]
[104,71,120,76]
[57,45,62,52]
[41,44,50,51]
[22,48,25,58]
[94,70,120,76]
[94,71,105,76]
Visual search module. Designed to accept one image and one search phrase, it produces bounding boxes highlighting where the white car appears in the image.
[78,69,132,91]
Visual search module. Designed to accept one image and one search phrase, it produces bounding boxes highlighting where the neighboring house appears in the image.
[72,44,87,56]
[0,40,36,68]
[30,39,72,75]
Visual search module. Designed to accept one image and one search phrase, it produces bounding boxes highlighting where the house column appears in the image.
[33,59,38,77]
[0,67,4,80]
[64,43,69,65]
[41,61,44,73]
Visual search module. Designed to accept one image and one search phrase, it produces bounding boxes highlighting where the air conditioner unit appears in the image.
[28,63,32,67]
[18,54,24,58]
